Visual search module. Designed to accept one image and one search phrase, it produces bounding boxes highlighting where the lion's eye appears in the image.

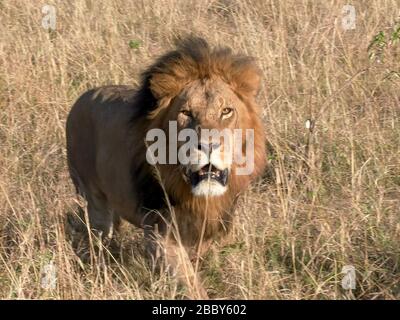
[221,107,233,118]
[180,110,192,117]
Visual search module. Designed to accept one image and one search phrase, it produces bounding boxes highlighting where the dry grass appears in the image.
[0,0,400,299]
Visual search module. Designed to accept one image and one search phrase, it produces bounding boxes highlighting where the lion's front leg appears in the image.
[144,226,208,299]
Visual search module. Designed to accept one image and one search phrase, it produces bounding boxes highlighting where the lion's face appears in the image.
[146,38,265,200]
[161,78,254,197]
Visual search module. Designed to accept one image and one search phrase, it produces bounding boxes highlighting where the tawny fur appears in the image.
[66,37,266,296]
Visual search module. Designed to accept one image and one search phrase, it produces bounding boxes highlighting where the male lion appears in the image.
[66,37,266,297]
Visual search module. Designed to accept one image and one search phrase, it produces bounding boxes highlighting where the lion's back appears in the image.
[66,85,138,178]
[66,85,151,226]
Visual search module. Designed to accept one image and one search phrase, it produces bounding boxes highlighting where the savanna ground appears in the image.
[0,0,399,299]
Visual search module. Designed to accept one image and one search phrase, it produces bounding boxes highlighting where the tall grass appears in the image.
[0,0,399,299]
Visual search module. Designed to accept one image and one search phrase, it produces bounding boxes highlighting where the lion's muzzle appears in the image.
[183,142,231,197]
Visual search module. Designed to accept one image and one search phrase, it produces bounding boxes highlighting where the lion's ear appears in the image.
[147,73,180,118]
[149,73,181,100]
[230,60,262,99]
[241,69,261,98]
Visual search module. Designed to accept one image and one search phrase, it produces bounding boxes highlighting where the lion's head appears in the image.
[142,37,266,200]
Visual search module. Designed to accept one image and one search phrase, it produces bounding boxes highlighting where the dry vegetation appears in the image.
[0,0,400,299]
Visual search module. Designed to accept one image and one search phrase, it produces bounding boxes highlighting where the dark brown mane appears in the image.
[133,37,262,119]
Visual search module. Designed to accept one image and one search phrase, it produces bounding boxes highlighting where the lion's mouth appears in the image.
[187,164,229,187]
